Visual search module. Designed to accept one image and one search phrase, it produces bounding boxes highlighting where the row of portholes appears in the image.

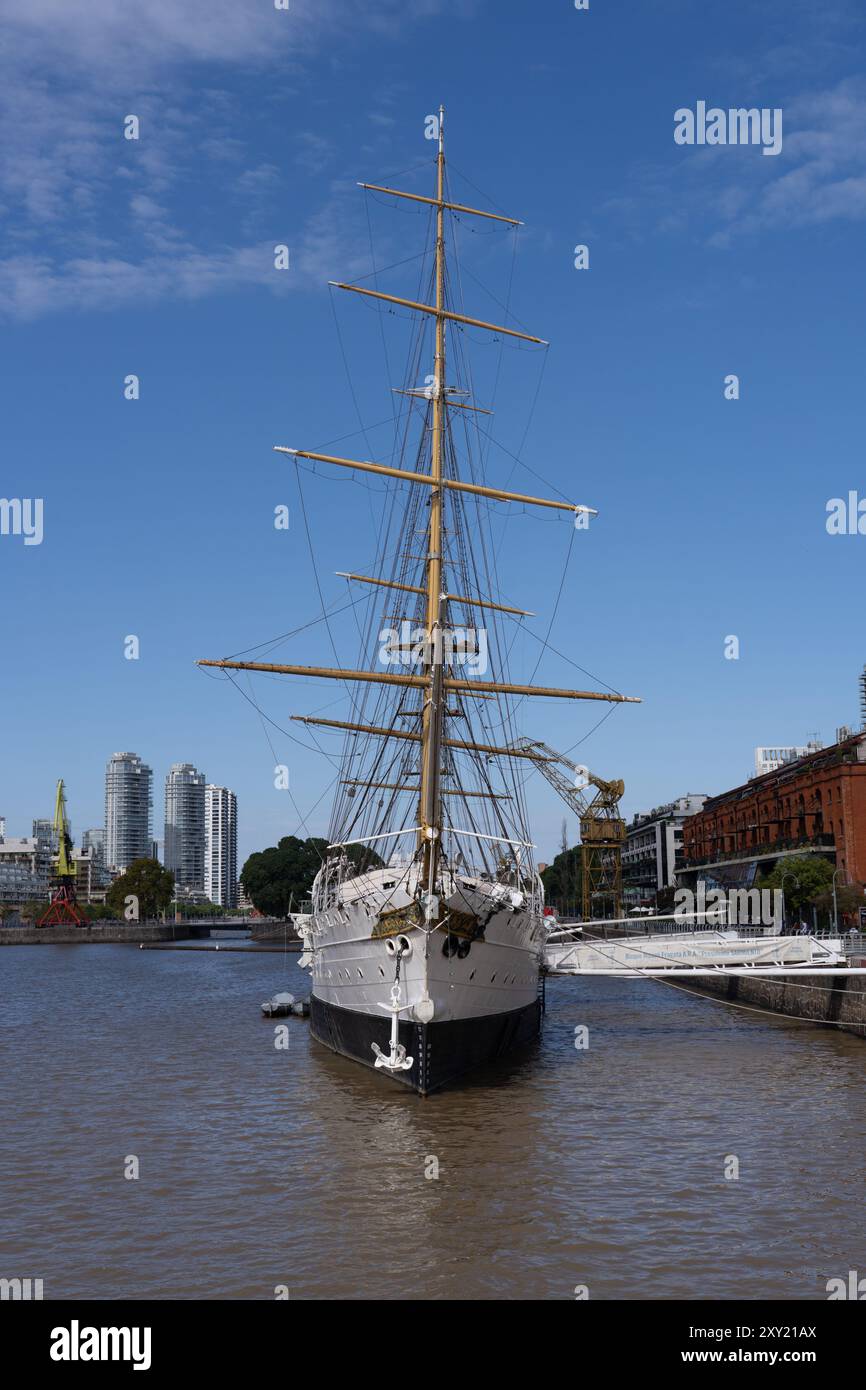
[464,970,533,986]
[321,908,353,930]
[324,967,533,985]
[326,966,388,982]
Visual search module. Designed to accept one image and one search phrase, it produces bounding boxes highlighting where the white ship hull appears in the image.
[300,865,545,1093]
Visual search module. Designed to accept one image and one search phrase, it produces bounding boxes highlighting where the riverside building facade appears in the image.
[622,795,707,908]
[681,732,866,890]
[0,834,51,905]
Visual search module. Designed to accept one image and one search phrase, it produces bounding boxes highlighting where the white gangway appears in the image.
[544,913,866,978]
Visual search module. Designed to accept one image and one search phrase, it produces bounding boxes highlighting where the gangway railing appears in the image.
[543,931,858,977]
[546,911,736,940]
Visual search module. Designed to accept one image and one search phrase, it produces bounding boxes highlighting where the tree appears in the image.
[814,881,866,925]
[107,859,175,920]
[758,855,835,917]
[83,903,118,921]
[177,901,222,919]
[240,836,384,918]
[240,837,325,919]
[541,846,583,912]
[20,899,50,922]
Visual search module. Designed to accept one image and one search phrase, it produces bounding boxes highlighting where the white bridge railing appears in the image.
[542,923,866,978]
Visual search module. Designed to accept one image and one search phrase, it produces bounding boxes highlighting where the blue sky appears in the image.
[2,0,866,865]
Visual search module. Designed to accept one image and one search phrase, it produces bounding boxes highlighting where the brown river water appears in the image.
[1,942,864,1300]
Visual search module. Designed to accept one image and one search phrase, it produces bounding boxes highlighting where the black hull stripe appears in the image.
[309,993,541,1095]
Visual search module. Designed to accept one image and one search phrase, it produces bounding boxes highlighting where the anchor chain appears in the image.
[393,940,404,992]
[372,941,414,1074]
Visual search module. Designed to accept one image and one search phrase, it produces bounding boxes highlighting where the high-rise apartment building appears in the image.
[204,785,237,908]
[32,818,57,851]
[104,753,153,873]
[164,763,206,895]
[82,828,109,888]
[82,827,104,858]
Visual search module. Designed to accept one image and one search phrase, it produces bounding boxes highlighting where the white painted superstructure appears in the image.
[301,861,544,1025]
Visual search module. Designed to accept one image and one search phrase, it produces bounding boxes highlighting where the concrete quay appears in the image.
[0,923,190,946]
[682,964,866,1040]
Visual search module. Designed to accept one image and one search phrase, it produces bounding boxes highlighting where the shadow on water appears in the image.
[307,1026,543,1102]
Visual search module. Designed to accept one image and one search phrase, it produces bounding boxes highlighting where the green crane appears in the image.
[38,779,87,927]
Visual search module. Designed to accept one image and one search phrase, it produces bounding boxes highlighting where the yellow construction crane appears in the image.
[511,738,625,920]
[38,779,87,927]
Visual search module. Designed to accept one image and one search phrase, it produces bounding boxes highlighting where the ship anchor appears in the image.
[372,961,414,1073]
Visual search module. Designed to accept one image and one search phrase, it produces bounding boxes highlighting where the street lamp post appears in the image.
[831,867,842,935]
[780,870,800,934]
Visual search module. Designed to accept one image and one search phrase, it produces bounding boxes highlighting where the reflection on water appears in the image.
[1,945,864,1299]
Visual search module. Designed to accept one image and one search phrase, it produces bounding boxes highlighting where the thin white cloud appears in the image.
[0,0,469,319]
[293,132,336,174]
[0,184,376,320]
[601,77,866,248]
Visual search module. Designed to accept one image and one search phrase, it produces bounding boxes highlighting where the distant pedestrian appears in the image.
[798,919,810,935]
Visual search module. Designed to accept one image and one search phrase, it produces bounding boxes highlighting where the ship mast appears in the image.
[418,104,447,892]
[198,112,642,889]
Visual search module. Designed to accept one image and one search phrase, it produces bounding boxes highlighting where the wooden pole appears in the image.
[328,282,547,344]
[359,182,523,225]
[275,447,596,517]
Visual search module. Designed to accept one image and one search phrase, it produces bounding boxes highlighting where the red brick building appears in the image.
[680,733,866,889]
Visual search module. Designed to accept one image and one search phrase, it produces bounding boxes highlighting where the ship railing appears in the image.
[311,823,543,916]
[311,830,421,911]
[443,826,541,908]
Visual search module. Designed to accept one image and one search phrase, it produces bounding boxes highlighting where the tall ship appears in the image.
[201,110,637,1093]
